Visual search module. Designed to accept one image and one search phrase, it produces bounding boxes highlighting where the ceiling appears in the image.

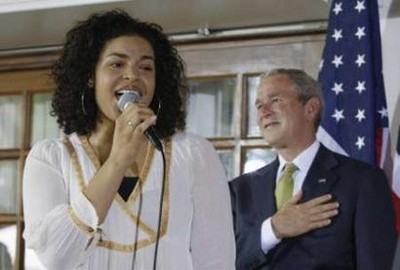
[0,0,399,52]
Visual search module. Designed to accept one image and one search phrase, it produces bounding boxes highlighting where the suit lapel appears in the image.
[301,145,340,202]
[252,159,279,221]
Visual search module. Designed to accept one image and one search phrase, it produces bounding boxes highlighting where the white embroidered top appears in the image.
[23,132,235,270]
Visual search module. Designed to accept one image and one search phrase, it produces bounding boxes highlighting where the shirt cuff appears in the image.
[261,217,281,253]
[69,191,100,233]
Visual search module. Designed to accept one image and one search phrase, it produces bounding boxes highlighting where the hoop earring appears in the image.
[154,95,162,117]
[81,90,88,116]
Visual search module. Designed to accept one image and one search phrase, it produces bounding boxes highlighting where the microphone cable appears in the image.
[152,143,166,270]
[130,191,143,269]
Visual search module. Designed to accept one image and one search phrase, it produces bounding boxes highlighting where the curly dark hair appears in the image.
[51,9,187,138]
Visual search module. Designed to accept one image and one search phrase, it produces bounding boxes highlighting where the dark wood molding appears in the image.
[0,51,59,72]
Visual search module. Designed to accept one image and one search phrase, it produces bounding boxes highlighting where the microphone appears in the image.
[117,91,163,151]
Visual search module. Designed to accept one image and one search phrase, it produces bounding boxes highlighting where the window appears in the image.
[0,55,58,269]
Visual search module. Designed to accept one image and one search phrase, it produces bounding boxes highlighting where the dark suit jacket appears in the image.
[229,144,397,270]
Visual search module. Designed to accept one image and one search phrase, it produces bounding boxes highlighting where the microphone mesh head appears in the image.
[117,91,140,111]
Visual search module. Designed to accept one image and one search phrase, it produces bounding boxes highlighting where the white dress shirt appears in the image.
[261,140,320,253]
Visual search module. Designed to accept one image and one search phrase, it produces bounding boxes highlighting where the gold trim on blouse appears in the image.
[64,135,172,252]
[68,206,95,235]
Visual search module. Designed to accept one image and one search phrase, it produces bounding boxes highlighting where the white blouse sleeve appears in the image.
[187,135,236,270]
[22,139,101,270]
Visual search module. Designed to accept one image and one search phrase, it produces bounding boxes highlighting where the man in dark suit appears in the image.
[229,68,397,270]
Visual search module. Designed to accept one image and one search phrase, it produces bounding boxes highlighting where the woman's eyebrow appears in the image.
[105,52,154,61]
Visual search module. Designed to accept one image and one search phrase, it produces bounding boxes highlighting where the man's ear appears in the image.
[305,97,320,122]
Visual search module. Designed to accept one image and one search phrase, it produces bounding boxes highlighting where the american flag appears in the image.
[393,126,400,230]
[316,0,400,229]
